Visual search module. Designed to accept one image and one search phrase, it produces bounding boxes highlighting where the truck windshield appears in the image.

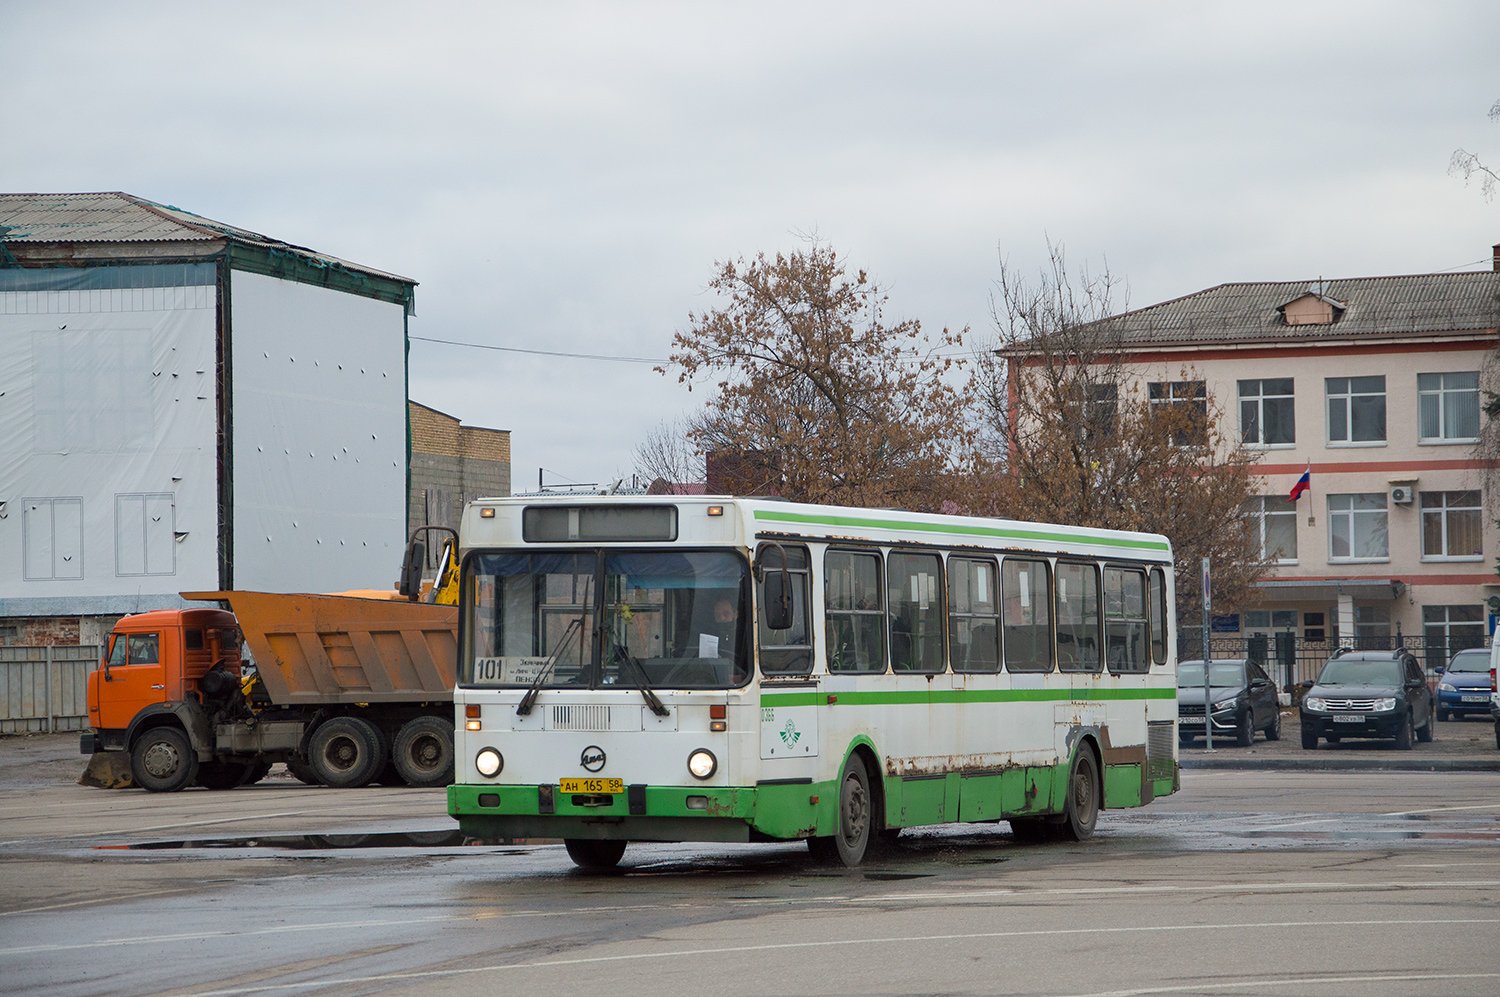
[463,549,750,689]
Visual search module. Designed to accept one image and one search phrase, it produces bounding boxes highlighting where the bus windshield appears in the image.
[463,549,750,689]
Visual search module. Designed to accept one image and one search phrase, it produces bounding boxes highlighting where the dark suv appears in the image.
[1300,649,1435,750]
[1177,658,1282,746]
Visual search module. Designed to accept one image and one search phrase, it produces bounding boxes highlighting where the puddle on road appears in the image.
[96,830,473,851]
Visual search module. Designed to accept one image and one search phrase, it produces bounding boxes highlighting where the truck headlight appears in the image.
[475,748,503,777]
[687,749,717,779]
[1304,697,1327,711]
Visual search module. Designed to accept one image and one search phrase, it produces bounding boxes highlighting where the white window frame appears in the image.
[1238,378,1296,449]
[1419,490,1483,562]
[1248,495,1298,564]
[1417,371,1480,445]
[1325,376,1386,447]
[1327,493,1389,563]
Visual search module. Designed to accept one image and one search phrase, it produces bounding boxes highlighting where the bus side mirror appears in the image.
[763,571,792,631]
[397,540,425,601]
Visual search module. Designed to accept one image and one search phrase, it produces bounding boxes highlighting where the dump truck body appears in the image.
[83,591,459,792]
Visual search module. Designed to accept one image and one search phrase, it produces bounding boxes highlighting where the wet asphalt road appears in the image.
[1,743,1498,997]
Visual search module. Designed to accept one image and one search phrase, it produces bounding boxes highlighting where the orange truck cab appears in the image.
[83,609,249,791]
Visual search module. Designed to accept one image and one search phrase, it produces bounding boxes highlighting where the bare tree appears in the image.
[661,242,973,510]
[964,243,1269,617]
[1449,97,1500,202]
[633,417,705,494]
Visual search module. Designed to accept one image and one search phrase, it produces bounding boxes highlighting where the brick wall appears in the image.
[408,402,511,572]
[0,617,82,647]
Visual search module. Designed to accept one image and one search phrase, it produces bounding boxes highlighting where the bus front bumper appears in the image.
[448,781,823,842]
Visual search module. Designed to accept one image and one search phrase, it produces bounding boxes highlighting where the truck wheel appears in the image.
[287,759,322,785]
[131,727,198,793]
[243,760,272,785]
[392,717,455,788]
[309,717,385,788]
[195,762,250,790]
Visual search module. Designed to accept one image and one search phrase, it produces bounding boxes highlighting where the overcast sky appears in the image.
[4,2,1497,490]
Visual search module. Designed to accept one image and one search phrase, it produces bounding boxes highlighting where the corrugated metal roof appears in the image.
[0,192,414,286]
[1103,271,1500,346]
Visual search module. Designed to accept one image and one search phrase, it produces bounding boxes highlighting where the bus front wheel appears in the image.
[565,838,626,870]
[1058,748,1100,842]
[810,754,873,867]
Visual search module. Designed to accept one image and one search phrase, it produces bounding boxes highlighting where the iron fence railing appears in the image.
[1176,631,1488,692]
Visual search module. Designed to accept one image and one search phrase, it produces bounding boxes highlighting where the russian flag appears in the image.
[1288,465,1311,502]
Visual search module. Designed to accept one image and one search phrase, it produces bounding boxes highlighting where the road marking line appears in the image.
[147,919,1500,997]
[1382,803,1500,816]
[0,887,197,917]
[1058,971,1500,997]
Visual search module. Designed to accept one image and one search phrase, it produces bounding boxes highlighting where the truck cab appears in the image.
[84,609,245,790]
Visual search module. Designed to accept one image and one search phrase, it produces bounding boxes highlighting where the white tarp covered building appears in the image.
[0,192,417,640]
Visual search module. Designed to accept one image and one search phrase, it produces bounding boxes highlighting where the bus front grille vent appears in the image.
[1146,721,1174,761]
[552,705,612,731]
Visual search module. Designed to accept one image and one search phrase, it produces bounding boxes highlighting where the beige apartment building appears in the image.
[1104,249,1500,665]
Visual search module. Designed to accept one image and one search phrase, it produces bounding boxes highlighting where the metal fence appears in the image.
[0,646,102,734]
[1176,631,1489,692]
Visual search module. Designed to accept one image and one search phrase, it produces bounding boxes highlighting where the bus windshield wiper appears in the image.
[613,643,669,717]
[516,618,583,716]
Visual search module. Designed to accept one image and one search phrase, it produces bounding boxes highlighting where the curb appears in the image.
[1181,756,1500,772]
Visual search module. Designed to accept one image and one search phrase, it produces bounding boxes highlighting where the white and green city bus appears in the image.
[447,495,1179,868]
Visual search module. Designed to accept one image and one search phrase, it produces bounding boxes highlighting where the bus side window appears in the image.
[888,551,944,673]
[1104,566,1148,673]
[1055,562,1101,673]
[824,549,886,673]
[758,544,813,675]
[949,556,1000,673]
[1149,568,1168,665]
[1002,558,1052,673]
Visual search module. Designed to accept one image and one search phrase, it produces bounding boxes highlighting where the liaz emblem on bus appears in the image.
[760,705,818,759]
[779,721,801,746]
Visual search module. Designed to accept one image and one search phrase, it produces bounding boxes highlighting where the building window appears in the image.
[22,497,84,581]
[1328,493,1388,561]
[115,493,176,577]
[1248,496,1298,563]
[1148,380,1206,446]
[1326,376,1385,444]
[1422,604,1485,670]
[1354,605,1391,649]
[1420,490,1482,561]
[1303,611,1326,642]
[1239,378,1295,446]
[1418,372,1480,443]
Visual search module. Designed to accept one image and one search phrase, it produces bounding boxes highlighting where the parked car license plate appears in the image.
[1461,695,1487,703]
[1332,715,1364,723]
[560,778,624,794]
[1179,716,1204,724]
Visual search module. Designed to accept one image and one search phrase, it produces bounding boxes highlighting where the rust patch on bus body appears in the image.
[884,752,1033,778]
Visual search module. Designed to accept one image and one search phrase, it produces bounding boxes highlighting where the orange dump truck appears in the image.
[81,591,458,792]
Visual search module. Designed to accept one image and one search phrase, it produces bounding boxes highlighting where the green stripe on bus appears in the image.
[759,687,1176,708]
[751,509,1171,552]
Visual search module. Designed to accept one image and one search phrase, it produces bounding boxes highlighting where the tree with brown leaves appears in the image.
[659,244,971,510]
[966,245,1268,617]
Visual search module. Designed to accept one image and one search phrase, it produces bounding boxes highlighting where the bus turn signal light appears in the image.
[709,705,726,719]
[466,704,481,718]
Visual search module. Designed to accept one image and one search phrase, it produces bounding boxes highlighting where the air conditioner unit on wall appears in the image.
[1390,485,1414,505]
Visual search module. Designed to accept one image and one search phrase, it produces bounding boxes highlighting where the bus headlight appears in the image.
[475,748,503,777]
[687,749,717,780]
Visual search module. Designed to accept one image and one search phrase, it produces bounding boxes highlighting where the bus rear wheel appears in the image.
[564,838,626,870]
[1058,748,1100,842]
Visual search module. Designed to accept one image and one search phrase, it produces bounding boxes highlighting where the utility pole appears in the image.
[1202,557,1213,752]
